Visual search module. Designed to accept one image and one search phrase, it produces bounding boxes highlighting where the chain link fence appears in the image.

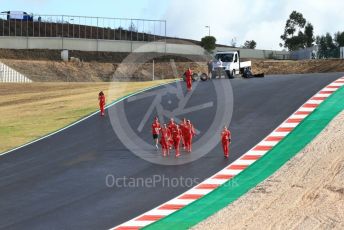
[0,13,166,42]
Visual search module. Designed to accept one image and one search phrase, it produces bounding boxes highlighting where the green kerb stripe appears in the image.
[144,86,344,230]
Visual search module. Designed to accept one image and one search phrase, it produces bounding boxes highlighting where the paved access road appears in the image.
[0,73,342,230]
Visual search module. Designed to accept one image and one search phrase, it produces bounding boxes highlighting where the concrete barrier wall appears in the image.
[0,36,289,59]
[216,47,290,59]
[167,43,205,55]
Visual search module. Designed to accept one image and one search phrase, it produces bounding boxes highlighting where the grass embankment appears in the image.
[0,80,172,153]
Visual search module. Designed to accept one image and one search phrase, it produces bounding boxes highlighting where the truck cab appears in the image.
[2,11,33,21]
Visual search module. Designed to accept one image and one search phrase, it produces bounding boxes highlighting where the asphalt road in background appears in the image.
[0,73,342,230]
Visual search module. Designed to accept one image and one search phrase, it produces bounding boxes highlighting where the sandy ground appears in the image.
[194,111,344,230]
[0,80,172,152]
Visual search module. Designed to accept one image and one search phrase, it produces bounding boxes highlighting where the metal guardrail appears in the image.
[0,13,166,42]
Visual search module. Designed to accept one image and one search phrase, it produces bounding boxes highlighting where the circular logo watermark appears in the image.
[108,39,234,165]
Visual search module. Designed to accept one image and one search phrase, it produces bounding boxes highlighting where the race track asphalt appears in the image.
[0,72,342,230]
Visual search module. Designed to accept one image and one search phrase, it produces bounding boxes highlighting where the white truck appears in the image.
[1,11,33,21]
[183,50,260,81]
[210,51,251,79]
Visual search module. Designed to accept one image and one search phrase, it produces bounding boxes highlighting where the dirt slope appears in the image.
[252,59,344,75]
[1,59,207,82]
[194,111,344,230]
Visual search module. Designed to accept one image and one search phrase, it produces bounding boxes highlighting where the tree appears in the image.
[280,11,309,50]
[334,31,344,47]
[243,40,257,49]
[316,33,339,58]
[200,36,216,52]
[316,35,326,58]
[304,23,315,47]
[128,22,138,32]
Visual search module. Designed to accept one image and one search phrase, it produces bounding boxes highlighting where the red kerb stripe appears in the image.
[276,127,293,132]
[196,184,219,189]
[228,164,249,170]
[213,174,234,179]
[311,96,326,100]
[136,215,165,221]
[158,204,185,210]
[286,118,302,123]
[265,136,283,141]
[295,111,311,115]
[319,91,333,94]
[241,155,262,160]
[253,145,272,151]
[115,227,140,230]
[303,103,318,108]
[179,194,203,199]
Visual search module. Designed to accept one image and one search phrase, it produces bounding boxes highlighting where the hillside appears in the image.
[1,59,208,82]
[252,59,344,75]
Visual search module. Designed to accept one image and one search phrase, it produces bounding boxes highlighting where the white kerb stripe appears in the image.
[202,178,228,185]
[269,131,289,137]
[307,99,323,104]
[330,82,344,86]
[289,114,308,119]
[315,93,331,97]
[218,169,242,175]
[323,87,337,91]
[144,209,175,216]
[119,220,153,227]
[258,140,279,147]
[280,122,299,128]
[167,199,195,205]
[298,107,316,112]
[233,159,256,165]
[245,150,268,155]
[187,188,213,195]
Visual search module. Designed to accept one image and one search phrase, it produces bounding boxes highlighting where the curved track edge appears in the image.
[113,76,344,230]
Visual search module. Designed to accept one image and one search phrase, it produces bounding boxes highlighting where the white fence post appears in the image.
[152,59,155,81]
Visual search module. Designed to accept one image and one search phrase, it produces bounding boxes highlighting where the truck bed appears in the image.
[240,61,251,68]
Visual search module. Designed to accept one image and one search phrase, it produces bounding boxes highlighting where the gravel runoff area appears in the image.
[194,111,344,230]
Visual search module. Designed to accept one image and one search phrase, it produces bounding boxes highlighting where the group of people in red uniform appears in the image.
[98,64,232,158]
[151,117,196,157]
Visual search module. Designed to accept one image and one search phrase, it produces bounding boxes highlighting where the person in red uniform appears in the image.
[160,124,171,157]
[151,117,161,149]
[98,91,106,116]
[185,67,193,91]
[171,124,183,157]
[184,120,196,153]
[179,118,187,149]
[168,118,177,149]
[221,126,231,158]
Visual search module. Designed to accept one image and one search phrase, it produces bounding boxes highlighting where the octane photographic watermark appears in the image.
[106,174,200,188]
[105,174,240,189]
[108,39,234,165]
